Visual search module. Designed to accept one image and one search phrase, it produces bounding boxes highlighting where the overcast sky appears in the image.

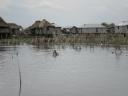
[0,0,128,28]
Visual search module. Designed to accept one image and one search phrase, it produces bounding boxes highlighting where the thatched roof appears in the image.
[31,19,55,29]
[8,23,22,29]
[0,17,9,28]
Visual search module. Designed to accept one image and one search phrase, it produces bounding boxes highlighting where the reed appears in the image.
[0,34,128,45]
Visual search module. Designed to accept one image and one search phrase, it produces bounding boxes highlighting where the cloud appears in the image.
[0,0,11,11]
[16,0,70,11]
[1,0,128,27]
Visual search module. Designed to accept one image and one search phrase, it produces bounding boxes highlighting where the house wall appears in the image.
[63,27,107,34]
[70,27,78,34]
[47,27,62,35]
[31,27,60,36]
[47,27,55,35]
[11,29,21,35]
[77,28,82,34]
[63,28,71,34]
[31,28,47,35]
[97,28,107,33]
[0,28,10,33]
[55,27,62,35]
[81,27,107,34]
[115,25,128,33]
[0,27,10,38]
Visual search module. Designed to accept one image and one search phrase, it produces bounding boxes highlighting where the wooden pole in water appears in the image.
[16,51,22,96]
[1,34,2,39]
[6,34,7,39]
[12,47,22,96]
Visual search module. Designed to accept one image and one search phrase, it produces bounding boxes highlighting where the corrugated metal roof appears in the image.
[117,21,128,26]
[82,24,105,28]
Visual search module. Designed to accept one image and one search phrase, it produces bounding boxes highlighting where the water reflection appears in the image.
[0,44,128,96]
[0,47,8,51]
[35,43,54,50]
[71,44,82,52]
[32,43,128,60]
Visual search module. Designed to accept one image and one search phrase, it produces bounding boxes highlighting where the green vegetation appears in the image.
[0,34,128,45]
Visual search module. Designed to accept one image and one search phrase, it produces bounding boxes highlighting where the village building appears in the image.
[54,26,62,36]
[8,23,23,35]
[29,19,62,37]
[62,27,71,34]
[23,26,32,35]
[0,17,10,38]
[62,26,82,35]
[70,26,82,34]
[63,24,107,35]
[80,24,107,34]
[115,21,128,34]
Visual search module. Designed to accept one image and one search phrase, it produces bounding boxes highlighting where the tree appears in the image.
[101,22,115,33]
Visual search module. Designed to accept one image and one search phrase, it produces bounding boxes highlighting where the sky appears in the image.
[0,0,128,28]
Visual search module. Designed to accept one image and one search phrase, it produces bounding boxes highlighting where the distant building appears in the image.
[28,19,62,37]
[54,27,62,36]
[62,27,71,34]
[70,26,82,34]
[0,17,10,38]
[80,24,107,34]
[23,26,32,35]
[115,21,128,33]
[8,23,23,35]
[63,24,107,35]
[62,26,82,34]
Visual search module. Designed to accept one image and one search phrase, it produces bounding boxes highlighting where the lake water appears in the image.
[0,44,128,96]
